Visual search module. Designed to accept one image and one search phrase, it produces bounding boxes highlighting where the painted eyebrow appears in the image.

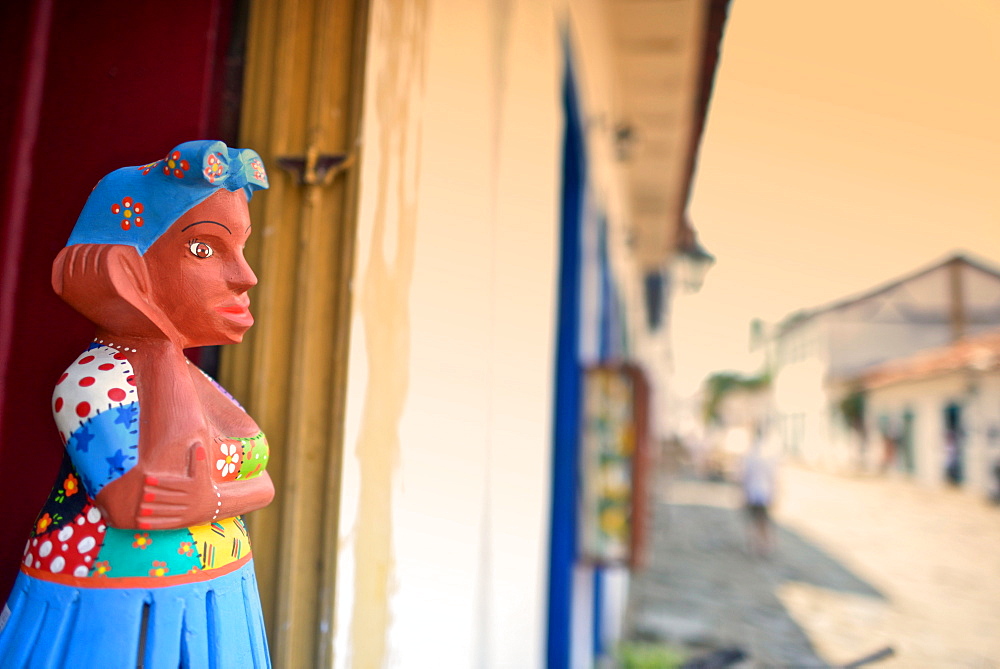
[181,220,232,233]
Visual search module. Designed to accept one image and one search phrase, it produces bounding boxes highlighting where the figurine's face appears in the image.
[143,189,257,348]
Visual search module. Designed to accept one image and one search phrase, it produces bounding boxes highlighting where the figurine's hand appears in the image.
[136,442,214,529]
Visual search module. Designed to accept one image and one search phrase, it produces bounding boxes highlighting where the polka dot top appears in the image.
[52,345,140,495]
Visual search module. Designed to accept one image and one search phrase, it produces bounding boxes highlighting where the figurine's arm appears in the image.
[91,467,154,529]
[137,449,274,529]
[97,441,274,530]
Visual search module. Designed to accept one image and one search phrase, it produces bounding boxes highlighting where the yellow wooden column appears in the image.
[219,1,369,667]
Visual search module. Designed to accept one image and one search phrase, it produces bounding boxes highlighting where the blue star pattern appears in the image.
[114,404,138,428]
[106,449,130,478]
[70,423,95,453]
[66,401,140,496]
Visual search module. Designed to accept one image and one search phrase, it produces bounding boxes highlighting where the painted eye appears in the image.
[189,241,213,258]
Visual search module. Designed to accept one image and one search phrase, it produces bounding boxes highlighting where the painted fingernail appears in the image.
[195,446,206,461]
[139,521,152,529]
[141,508,153,516]
[143,492,156,503]
[145,475,159,486]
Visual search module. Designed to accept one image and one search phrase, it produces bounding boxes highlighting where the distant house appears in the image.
[764,254,1000,491]
[858,330,1000,498]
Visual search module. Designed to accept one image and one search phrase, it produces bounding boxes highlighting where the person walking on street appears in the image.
[740,426,777,557]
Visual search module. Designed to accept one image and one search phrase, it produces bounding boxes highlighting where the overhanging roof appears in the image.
[607,0,730,270]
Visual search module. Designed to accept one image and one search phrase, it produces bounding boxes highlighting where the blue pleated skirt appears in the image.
[0,559,270,669]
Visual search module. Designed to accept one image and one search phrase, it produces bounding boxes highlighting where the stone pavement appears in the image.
[626,465,1000,668]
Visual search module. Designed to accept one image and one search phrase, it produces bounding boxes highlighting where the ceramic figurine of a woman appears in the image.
[0,141,274,668]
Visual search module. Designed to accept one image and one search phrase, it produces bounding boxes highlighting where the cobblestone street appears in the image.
[628,465,1000,668]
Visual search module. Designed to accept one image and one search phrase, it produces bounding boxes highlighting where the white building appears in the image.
[859,330,1000,497]
[766,254,1000,479]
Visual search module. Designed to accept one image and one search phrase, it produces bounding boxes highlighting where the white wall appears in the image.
[328,0,675,665]
[868,372,1000,497]
[772,319,828,465]
[333,1,562,666]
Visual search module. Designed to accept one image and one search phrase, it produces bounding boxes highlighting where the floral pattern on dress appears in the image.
[216,440,241,480]
[93,525,201,578]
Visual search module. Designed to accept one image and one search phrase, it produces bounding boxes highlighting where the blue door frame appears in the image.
[547,44,586,669]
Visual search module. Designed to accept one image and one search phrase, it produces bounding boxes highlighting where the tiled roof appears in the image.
[859,329,1000,389]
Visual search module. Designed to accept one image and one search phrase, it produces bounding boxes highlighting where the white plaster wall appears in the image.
[866,374,1000,495]
[333,0,562,667]
[914,392,945,487]
[975,374,1000,498]
[773,358,826,460]
[875,379,956,487]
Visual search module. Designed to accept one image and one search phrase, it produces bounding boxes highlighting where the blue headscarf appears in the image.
[67,140,269,255]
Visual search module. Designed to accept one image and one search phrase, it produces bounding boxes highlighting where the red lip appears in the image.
[217,300,254,327]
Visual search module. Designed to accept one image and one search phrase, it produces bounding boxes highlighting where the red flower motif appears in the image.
[149,560,169,577]
[132,532,152,549]
[163,150,190,179]
[204,152,226,183]
[35,513,53,534]
[111,196,145,231]
[249,157,266,182]
[63,473,79,497]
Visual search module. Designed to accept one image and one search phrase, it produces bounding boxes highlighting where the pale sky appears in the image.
[672,0,1000,395]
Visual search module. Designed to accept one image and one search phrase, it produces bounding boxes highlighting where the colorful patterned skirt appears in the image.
[0,558,269,669]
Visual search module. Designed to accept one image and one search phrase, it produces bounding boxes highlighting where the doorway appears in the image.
[944,402,964,485]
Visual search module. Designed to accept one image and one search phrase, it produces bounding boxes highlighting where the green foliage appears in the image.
[616,642,687,669]
[702,371,771,425]
[838,388,866,433]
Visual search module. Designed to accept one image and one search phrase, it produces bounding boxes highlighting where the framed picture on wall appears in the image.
[578,364,650,569]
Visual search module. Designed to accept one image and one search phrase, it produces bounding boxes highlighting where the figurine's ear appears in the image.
[52,244,174,339]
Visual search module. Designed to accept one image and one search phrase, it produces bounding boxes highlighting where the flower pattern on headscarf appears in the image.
[110,197,145,231]
[67,140,269,255]
[204,152,226,183]
[162,150,191,179]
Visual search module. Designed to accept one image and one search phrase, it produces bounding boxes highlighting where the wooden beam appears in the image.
[220,1,370,666]
[949,257,966,342]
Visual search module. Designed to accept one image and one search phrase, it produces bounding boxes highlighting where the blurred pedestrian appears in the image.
[740,426,776,557]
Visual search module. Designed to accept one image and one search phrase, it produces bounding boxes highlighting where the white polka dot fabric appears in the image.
[52,345,137,441]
